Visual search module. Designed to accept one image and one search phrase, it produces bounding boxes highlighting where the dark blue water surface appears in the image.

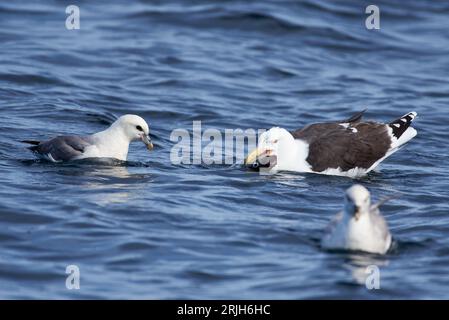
[1,0,449,299]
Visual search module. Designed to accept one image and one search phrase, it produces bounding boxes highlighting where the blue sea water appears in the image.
[0,0,449,299]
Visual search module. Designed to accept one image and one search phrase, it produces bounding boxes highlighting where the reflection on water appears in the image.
[21,159,155,206]
[84,166,133,206]
[344,253,390,286]
[82,166,153,206]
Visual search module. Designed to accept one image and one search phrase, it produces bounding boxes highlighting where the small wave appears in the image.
[0,73,69,87]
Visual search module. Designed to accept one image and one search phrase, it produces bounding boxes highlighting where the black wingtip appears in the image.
[344,109,367,123]
[389,111,417,139]
[21,140,41,146]
[21,140,41,152]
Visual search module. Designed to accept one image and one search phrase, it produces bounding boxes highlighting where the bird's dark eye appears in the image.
[136,125,143,132]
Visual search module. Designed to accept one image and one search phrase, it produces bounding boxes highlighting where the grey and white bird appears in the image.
[22,114,153,162]
[321,184,392,255]
[245,110,418,177]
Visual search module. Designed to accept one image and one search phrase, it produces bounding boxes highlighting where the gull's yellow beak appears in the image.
[245,147,278,170]
[244,147,266,166]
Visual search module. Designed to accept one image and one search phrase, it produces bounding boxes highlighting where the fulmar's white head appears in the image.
[111,114,153,149]
[344,184,371,221]
[244,127,308,172]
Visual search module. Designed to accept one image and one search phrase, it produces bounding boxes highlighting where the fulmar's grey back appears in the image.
[28,135,94,162]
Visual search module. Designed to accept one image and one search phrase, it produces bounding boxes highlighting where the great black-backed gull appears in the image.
[321,184,392,255]
[245,110,418,177]
[22,114,153,162]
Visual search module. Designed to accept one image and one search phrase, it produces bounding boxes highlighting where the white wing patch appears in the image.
[320,166,369,178]
[339,123,358,133]
[45,153,62,163]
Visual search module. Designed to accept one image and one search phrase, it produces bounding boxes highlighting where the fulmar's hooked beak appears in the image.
[141,134,153,151]
[353,206,361,221]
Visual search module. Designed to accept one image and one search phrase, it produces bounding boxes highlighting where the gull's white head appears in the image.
[112,114,153,150]
[245,127,295,170]
[344,184,371,220]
